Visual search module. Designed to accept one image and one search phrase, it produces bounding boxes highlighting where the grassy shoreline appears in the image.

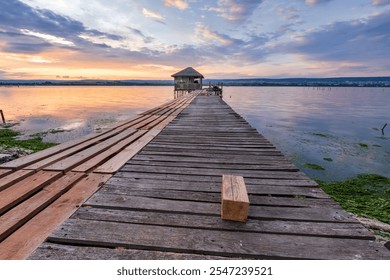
[0,127,57,154]
[317,174,390,225]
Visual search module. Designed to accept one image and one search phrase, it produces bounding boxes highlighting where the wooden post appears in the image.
[221,174,249,222]
[0,110,5,124]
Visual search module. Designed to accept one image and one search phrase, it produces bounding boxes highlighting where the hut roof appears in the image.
[171,67,204,78]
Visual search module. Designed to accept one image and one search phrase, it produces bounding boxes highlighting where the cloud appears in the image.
[142,8,165,23]
[195,23,233,46]
[278,7,301,21]
[164,0,188,10]
[305,0,333,5]
[285,10,390,71]
[207,0,263,22]
[5,53,53,63]
[0,1,85,38]
[371,0,390,6]
[20,29,75,47]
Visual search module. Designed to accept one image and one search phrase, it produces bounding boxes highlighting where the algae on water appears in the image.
[317,174,390,224]
[0,128,57,153]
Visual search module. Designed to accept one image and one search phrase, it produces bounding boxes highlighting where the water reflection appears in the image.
[1,86,172,142]
[224,87,390,181]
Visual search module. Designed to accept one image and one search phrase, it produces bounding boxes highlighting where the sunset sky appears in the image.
[1,0,390,80]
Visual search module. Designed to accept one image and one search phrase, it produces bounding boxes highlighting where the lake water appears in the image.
[1,86,389,181]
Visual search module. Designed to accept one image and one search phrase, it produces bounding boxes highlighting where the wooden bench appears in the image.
[221,174,250,222]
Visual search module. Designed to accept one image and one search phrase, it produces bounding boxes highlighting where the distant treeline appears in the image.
[1,77,390,87]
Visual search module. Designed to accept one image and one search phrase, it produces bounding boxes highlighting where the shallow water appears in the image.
[1,85,389,181]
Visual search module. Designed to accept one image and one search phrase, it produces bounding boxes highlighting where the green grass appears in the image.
[359,143,369,148]
[317,174,390,224]
[323,157,333,162]
[0,128,57,152]
[304,163,325,170]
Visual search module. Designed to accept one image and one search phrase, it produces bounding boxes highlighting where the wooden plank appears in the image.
[127,159,298,171]
[72,130,147,173]
[0,169,35,192]
[138,95,190,116]
[94,128,162,174]
[99,184,337,208]
[0,130,113,169]
[29,242,228,260]
[24,127,131,170]
[119,165,306,180]
[132,154,292,165]
[105,177,325,198]
[71,207,374,240]
[221,175,249,222]
[0,171,62,215]
[131,114,161,129]
[43,128,137,172]
[46,218,389,259]
[146,143,276,151]
[138,150,283,158]
[84,193,355,223]
[147,115,176,130]
[0,169,12,178]
[0,172,85,241]
[0,173,110,259]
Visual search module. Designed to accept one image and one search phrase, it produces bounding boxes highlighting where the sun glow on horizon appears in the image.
[1,0,389,80]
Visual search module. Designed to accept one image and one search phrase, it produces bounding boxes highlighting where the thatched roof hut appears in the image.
[171,67,204,93]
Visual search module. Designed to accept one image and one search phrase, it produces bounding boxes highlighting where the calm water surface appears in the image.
[1,86,389,181]
[0,86,172,143]
[223,87,390,181]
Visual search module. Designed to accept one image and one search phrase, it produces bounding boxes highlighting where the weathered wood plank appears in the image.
[71,207,374,240]
[85,193,355,223]
[127,159,298,171]
[0,126,133,170]
[43,128,137,172]
[0,171,62,215]
[0,173,110,259]
[72,130,147,173]
[24,127,129,170]
[47,219,389,259]
[0,172,85,241]
[93,128,162,174]
[119,166,306,180]
[0,169,35,192]
[138,150,284,158]
[104,178,326,198]
[132,154,292,165]
[29,242,228,260]
[0,169,12,178]
[99,184,337,208]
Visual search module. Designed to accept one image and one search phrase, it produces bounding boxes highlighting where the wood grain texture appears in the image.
[47,218,387,259]
[0,169,35,191]
[0,173,110,259]
[0,169,12,178]
[221,175,249,222]
[93,128,162,174]
[0,171,61,215]
[0,172,85,241]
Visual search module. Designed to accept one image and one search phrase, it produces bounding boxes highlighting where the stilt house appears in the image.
[171,67,204,95]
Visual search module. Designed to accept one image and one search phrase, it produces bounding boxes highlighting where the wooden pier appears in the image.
[0,94,389,259]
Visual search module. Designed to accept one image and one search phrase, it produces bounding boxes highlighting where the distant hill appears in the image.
[1,77,390,87]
